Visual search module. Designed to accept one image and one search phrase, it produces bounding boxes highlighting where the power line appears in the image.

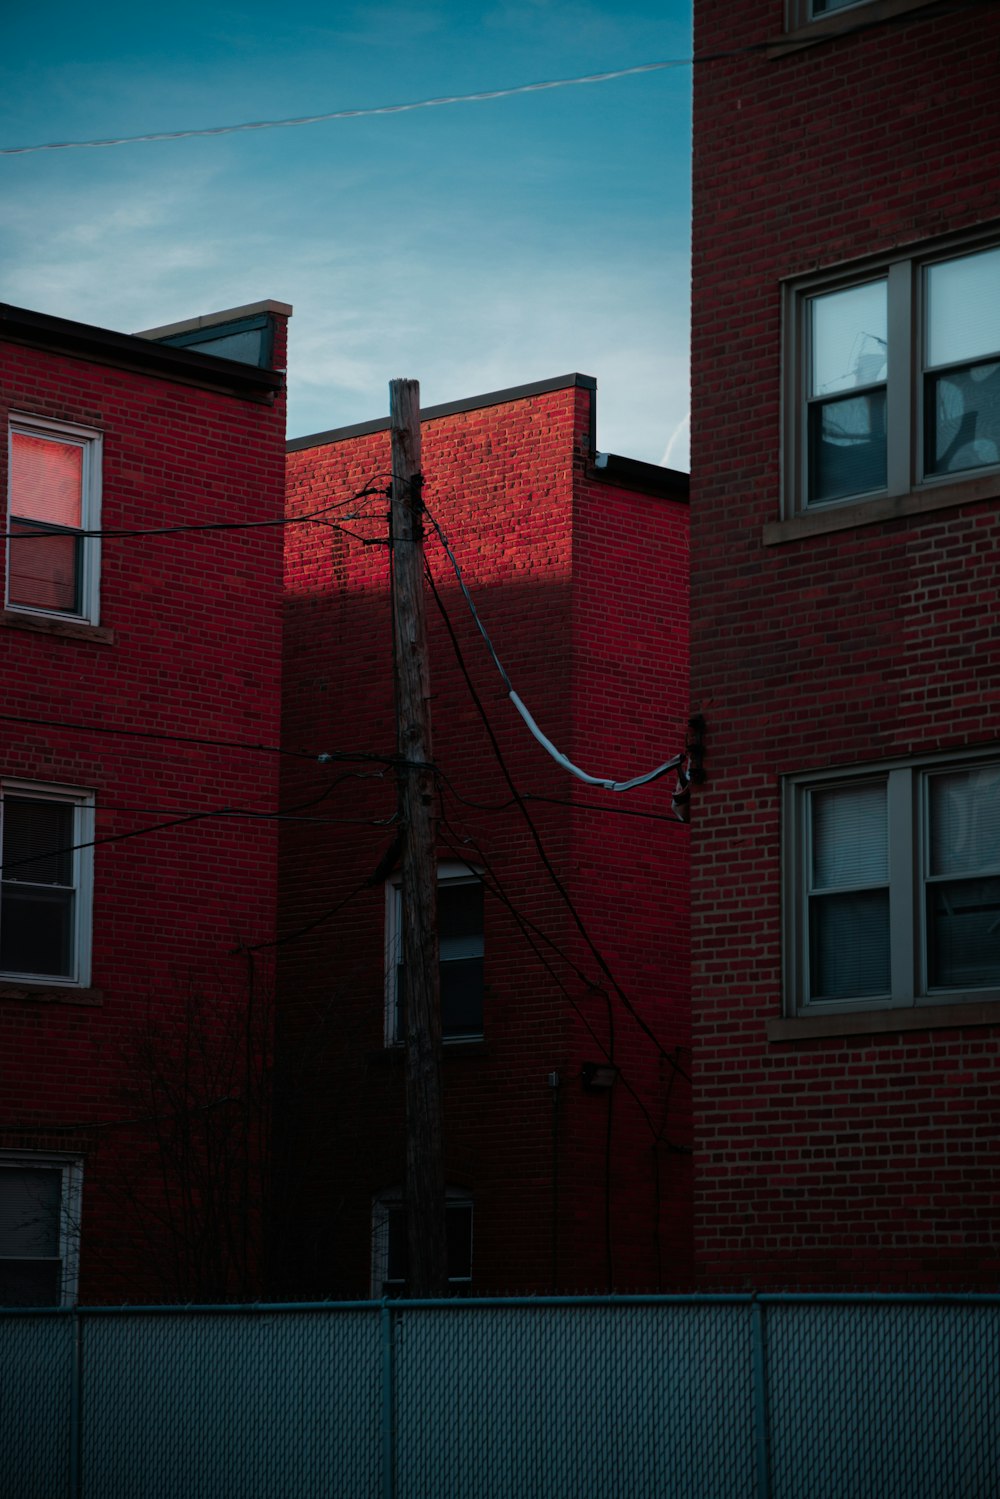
[0,63,684,156]
[437,798,685,1148]
[425,505,687,796]
[0,708,686,823]
[0,710,399,767]
[0,487,387,543]
[423,558,690,1083]
[0,778,394,877]
[433,779,689,825]
[0,4,980,158]
[242,831,402,953]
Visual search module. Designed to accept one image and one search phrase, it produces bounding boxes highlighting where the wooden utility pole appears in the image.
[389,378,448,1298]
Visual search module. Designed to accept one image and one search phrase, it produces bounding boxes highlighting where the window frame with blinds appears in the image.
[782,229,1000,517]
[371,1187,473,1297]
[0,1154,82,1307]
[384,861,485,1046]
[6,414,103,624]
[0,782,95,988]
[783,752,1000,1015]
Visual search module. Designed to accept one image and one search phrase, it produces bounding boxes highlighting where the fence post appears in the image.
[68,1308,82,1499]
[381,1302,396,1499]
[751,1299,771,1499]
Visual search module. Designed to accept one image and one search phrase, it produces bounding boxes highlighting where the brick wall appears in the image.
[279,379,691,1294]
[0,316,288,1301]
[690,1,1000,1285]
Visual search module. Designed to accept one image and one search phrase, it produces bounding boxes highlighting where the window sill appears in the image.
[373,1039,488,1063]
[764,471,1000,545]
[0,981,103,1007]
[769,0,944,57]
[0,610,115,645]
[768,1000,1000,1042]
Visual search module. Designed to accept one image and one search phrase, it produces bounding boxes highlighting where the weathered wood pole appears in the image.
[389,378,447,1297]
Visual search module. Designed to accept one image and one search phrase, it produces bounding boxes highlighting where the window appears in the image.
[0,783,95,987]
[371,1189,473,1296]
[785,237,1000,512]
[6,416,102,622]
[386,863,484,1044]
[784,754,1000,1014]
[784,0,936,30]
[0,1155,82,1306]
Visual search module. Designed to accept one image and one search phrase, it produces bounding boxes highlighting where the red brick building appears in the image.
[690,0,1000,1286]
[278,375,691,1295]
[0,300,289,1303]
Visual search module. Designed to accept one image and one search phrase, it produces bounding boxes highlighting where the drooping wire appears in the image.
[424,505,685,795]
[0,63,687,156]
[0,709,405,767]
[0,774,395,877]
[0,5,982,158]
[424,558,690,1084]
[0,486,387,543]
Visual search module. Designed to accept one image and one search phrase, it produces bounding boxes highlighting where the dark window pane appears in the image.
[810,889,890,1000]
[396,959,483,1039]
[446,1204,473,1281]
[0,885,74,976]
[385,1200,472,1291]
[927,878,1000,989]
[809,392,887,503]
[385,1205,407,1285]
[0,1169,61,1257]
[439,883,483,943]
[7,523,82,613]
[0,1260,62,1307]
[925,363,1000,476]
[441,957,483,1036]
[395,963,407,1040]
[395,880,484,1041]
[3,799,74,885]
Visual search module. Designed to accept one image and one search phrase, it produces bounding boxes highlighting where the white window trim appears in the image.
[371,1187,473,1297]
[0,780,95,988]
[782,0,940,39]
[783,748,1000,1016]
[6,413,103,625]
[782,226,1000,519]
[384,860,484,1046]
[0,1152,83,1307]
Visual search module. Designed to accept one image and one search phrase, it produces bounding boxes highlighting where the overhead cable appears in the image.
[0,63,684,156]
[0,4,978,158]
[425,505,685,796]
[0,487,385,543]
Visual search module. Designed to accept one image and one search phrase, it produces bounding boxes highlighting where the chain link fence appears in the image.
[2,1294,997,1498]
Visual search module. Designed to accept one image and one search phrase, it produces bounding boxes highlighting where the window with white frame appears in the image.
[0,1155,82,1306]
[785,236,1000,512]
[385,863,484,1044]
[371,1188,473,1296]
[784,755,1000,1013]
[806,0,870,14]
[0,783,95,987]
[6,415,102,622]
[785,0,936,29]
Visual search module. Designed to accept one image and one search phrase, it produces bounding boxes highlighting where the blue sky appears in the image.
[0,2,691,466]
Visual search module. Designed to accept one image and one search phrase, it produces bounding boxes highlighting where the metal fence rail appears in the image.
[1,1294,997,1499]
